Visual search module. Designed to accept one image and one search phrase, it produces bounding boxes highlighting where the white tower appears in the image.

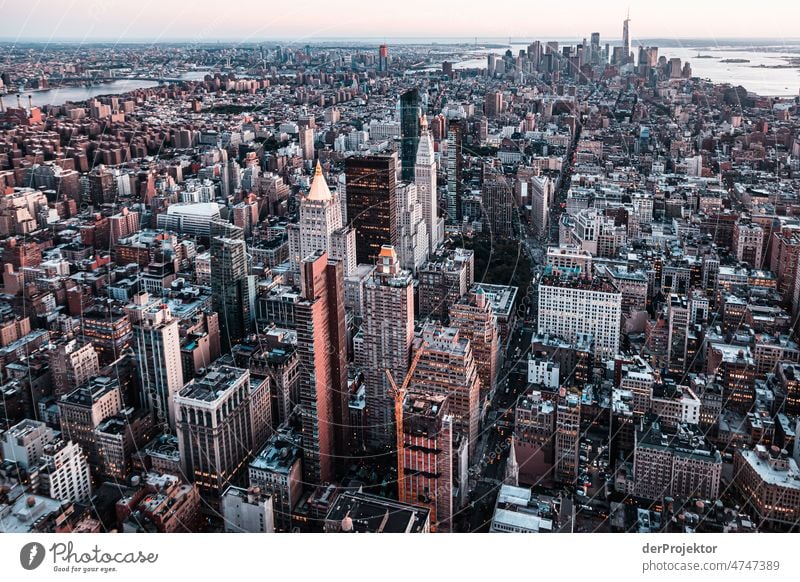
[415,115,442,255]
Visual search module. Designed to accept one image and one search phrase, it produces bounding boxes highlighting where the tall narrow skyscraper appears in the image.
[355,245,414,450]
[125,292,184,431]
[345,153,398,264]
[445,119,464,225]
[296,251,349,484]
[396,182,429,272]
[210,221,253,351]
[399,89,421,182]
[416,115,442,255]
[622,11,632,64]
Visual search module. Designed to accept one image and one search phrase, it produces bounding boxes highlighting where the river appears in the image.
[16,71,211,108]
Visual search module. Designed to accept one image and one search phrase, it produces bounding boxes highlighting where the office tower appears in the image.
[484,91,503,117]
[482,168,513,238]
[125,293,184,430]
[396,182,429,271]
[418,249,473,322]
[408,324,481,457]
[732,222,764,268]
[514,391,556,485]
[249,427,303,531]
[554,392,581,484]
[117,473,203,533]
[38,440,93,502]
[402,393,453,532]
[633,417,722,501]
[356,245,414,449]
[175,365,266,497]
[530,175,552,239]
[289,162,355,276]
[590,32,601,64]
[296,251,348,484]
[299,125,314,161]
[0,419,55,470]
[487,53,497,76]
[48,340,100,397]
[221,486,275,533]
[415,115,442,255]
[442,61,453,78]
[449,289,499,403]
[210,221,253,350]
[58,377,123,468]
[399,89,420,182]
[345,153,398,264]
[324,491,431,532]
[445,119,464,225]
[667,294,690,375]
[378,44,389,72]
[537,270,622,358]
[622,11,632,64]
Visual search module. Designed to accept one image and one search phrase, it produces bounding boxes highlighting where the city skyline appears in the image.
[3,0,800,42]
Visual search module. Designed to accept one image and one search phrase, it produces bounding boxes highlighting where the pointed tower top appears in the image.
[419,114,429,131]
[306,161,332,201]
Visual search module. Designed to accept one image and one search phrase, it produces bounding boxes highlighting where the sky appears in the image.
[2,0,800,43]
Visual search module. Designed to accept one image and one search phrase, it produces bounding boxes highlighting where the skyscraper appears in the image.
[449,289,500,404]
[345,153,398,264]
[481,167,514,238]
[296,251,348,484]
[396,182,429,272]
[378,44,389,72]
[408,324,481,457]
[399,89,420,182]
[175,365,267,496]
[355,245,414,450]
[622,11,632,65]
[402,392,453,532]
[415,115,442,255]
[125,293,184,430]
[210,221,253,350]
[445,119,464,225]
[289,162,355,276]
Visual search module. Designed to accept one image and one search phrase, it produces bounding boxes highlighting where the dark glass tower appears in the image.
[345,153,398,264]
[399,88,421,182]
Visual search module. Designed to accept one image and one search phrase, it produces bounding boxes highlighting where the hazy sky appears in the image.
[3,0,799,42]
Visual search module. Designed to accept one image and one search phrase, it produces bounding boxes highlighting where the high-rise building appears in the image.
[445,119,464,225]
[324,491,431,532]
[399,89,421,183]
[408,324,481,457]
[402,392,453,532]
[733,221,764,269]
[249,427,303,532]
[289,162,355,276]
[530,175,552,239]
[396,182,429,271]
[417,249,474,322]
[482,168,514,238]
[622,11,632,64]
[58,376,123,468]
[355,246,414,450]
[378,44,389,73]
[125,292,184,430]
[0,419,55,470]
[299,125,314,161]
[484,91,503,117]
[667,294,690,375]
[554,392,581,484]
[210,221,253,350]
[296,251,348,484]
[415,115,442,255]
[345,154,399,264]
[48,340,100,398]
[449,289,500,402]
[175,365,267,497]
[537,269,622,358]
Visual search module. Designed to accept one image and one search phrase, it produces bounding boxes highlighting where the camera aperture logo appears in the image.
[20,542,46,570]
[18,541,158,574]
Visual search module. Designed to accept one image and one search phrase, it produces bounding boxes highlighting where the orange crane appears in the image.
[385,341,427,504]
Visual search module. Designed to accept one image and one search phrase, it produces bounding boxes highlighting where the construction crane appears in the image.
[385,341,427,504]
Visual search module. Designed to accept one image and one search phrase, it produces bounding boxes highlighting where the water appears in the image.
[427,41,800,97]
[18,71,210,108]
